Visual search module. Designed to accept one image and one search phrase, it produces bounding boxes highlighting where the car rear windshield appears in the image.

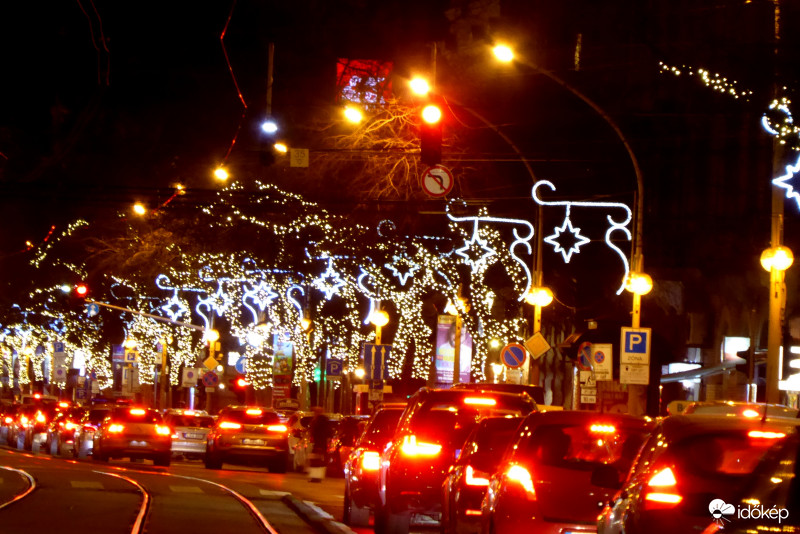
[408,394,533,444]
[87,409,112,425]
[366,409,403,439]
[518,422,649,471]
[671,432,782,476]
[223,410,280,425]
[469,417,524,455]
[168,415,215,428]
[111,409,163,424]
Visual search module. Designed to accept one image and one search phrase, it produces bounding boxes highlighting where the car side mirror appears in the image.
[591,464,623,489]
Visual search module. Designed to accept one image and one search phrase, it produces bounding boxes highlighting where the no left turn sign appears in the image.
[421,165,454,197]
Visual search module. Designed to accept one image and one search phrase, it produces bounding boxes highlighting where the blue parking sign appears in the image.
[620,327,651,365]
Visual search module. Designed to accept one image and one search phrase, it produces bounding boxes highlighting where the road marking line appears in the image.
[259,490,290,497]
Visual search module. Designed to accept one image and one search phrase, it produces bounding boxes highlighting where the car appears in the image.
[375,388,537,534]
[73,406,114,458]
[596,414,800,534]
[441,416,524,534]
[343,403,406,526]
[327,415,368,477]
[45,405,86,456]
[450,382,545,405]
[0,404,21,444]
[162,409,214,460]
[678,400,799,419]
[481,410,653,534]
[204,405,289,472]
[92,406,172,466]
[19,403,59,452]
[696,430,800,533]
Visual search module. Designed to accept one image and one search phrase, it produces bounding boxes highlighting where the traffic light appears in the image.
[313,366,321,382]
[419,103,442,166]
[235,377,250,388]
[74,283,89,298]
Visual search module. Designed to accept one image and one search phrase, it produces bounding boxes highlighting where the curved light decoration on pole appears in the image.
[532,180,632,295]
[771,154,800,211]
[761,246,794,272]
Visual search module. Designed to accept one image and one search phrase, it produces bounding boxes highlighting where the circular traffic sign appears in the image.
[501,343,527,369]
[421,165,454,197]
[593,350,605,364]
[202,371,219,387]
[577,341,593,371]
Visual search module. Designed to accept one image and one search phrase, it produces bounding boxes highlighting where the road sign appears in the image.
[364,343,391,380]
[181,368,199,387]
[86,302,100,317]
[203,355,218,371]
[421,165,454,197]
[501,343,527,369]
[620,327,651,365]
[592,343,613,381]
[202,371,219,387]
[125,350,139,364]
[524,332,551,360]
[53,342,65,353]
[326,359,343,377]
[620,363,649,385]
[580,387,597,404]
[235,356,248,375]
[577,341,593,371]
[52,366,67,384]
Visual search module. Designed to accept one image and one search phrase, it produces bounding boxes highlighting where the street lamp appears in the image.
[762,244,793,403]
[369,309,390,344]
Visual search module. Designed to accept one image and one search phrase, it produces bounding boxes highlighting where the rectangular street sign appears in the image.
[363,343,391,380]
[620,327,651,365]
[326,359,343,377]
[620,363,649,385]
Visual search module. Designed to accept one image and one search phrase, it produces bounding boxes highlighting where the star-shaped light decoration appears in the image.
[384,253,421,286]
[544,215,591,263]
[313,258,346,300]
[243,281,279,311]
[455,226,497,273]
[198,285,234,316]
[161,291,190,322]
[773,153,800,211]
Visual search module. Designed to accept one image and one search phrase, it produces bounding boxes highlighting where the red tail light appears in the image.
[20,415,30,427]
[464,397,496,406]
[266,424,288,432]
[35,411,46,424]
[107,424,125,434]
[155,425,171,436]
[218,421,242,430]
[465,465,490,487]
[400,435,442,457]
[83,424,97,432]
[65,422,77,431]
[245,408,262,416]
[748,430,786,440]
[129,408,146,416]
[505,464,536,500]
[3,416,12,424]
[361,450,381,471]
[644,467,682,508]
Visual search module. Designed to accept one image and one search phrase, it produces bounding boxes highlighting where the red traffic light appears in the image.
[75,284,89,297]
[235,378,250,388]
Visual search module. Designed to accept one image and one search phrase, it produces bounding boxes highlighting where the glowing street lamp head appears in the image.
[493,44,515,63]
[343,106,363,124]
[274,142,288,153]
[132,202,146,216]
[354,367,366,379]
[261,119,278,134]
[203,329,220,343]
[213,167,229,181]
[370,310,390,327]
[409,77,431,96]
[625,272,653,296]
[422,104,442,124]
[524,286,554,307]
[761,245,794,272]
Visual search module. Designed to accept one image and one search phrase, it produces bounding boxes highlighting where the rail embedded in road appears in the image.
[0,466,35,510]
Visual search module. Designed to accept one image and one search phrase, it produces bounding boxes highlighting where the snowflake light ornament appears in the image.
[313,257,346,300]
[384,253,421,286]
[455,222,497,273]
[772,153,800,211]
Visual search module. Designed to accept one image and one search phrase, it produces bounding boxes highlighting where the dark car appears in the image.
[343,403,406,527]
[697,430,800,533]
[327,415,368,477]
[597,414,800,534]
[73,406,114,458]
[482,410,654,534]
[375,388,537,534]
[205,405,289,472]
[92,406,172,466]
[441,416,523,534]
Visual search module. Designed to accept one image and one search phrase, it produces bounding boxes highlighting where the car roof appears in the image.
[519,409,655,429]
[658,413,800,439]
[412,387,535,403]
[450,382,545,404]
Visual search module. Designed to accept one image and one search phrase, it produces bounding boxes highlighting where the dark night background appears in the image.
[3,0,800,367]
